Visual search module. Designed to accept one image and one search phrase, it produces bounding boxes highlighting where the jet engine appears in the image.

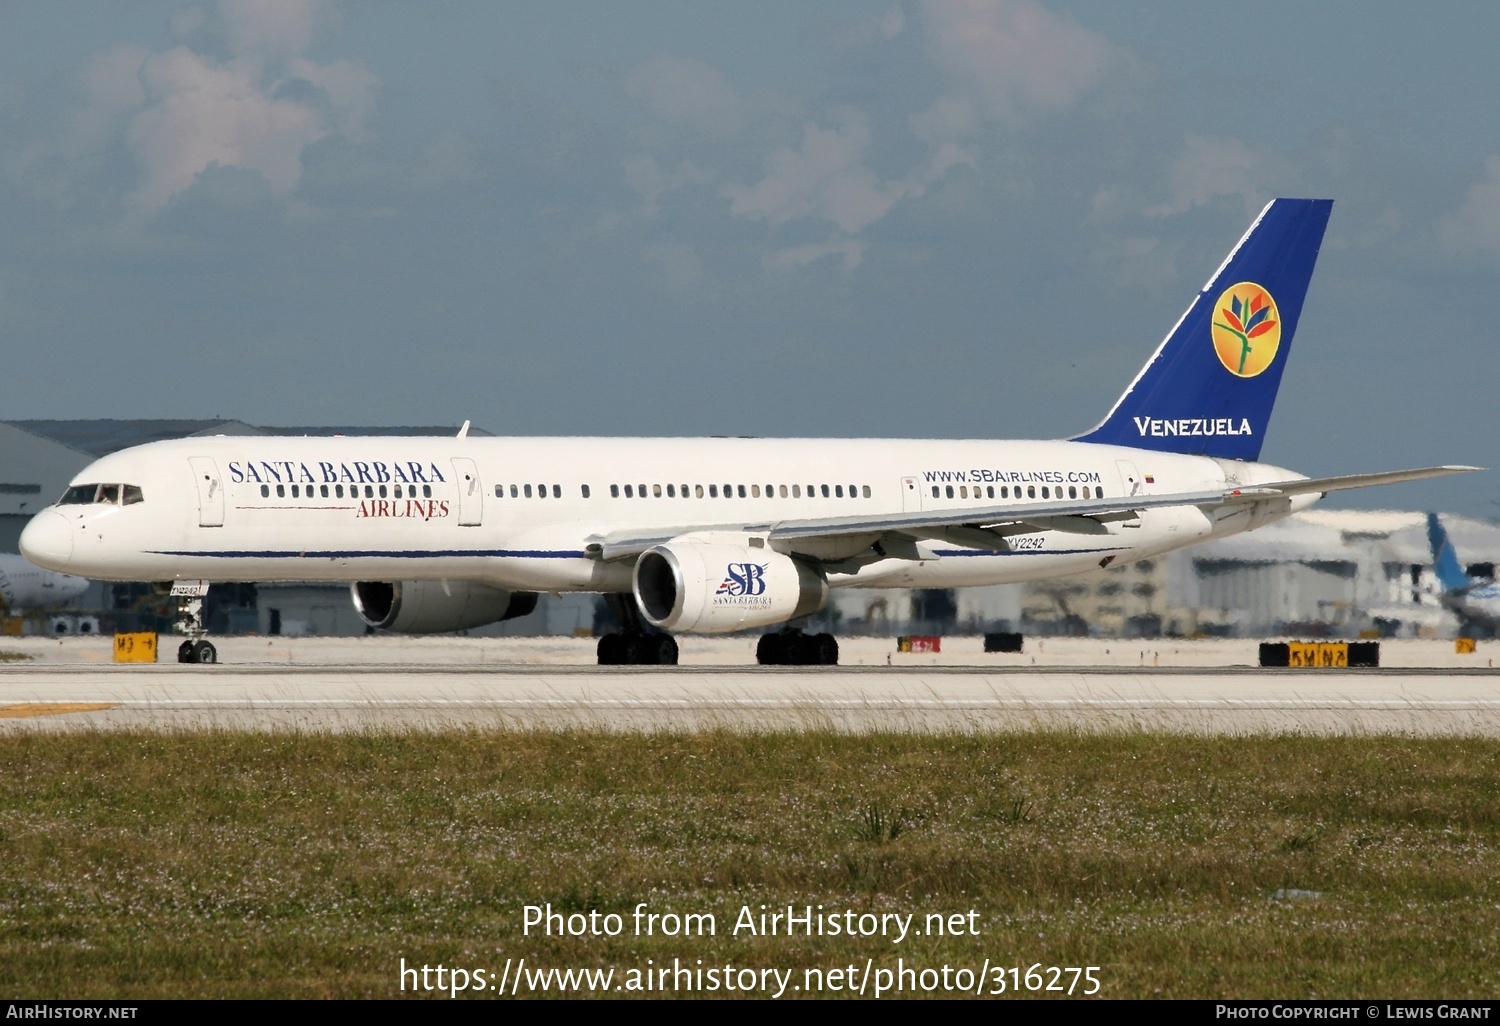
[633,541,827,633]
[351,581,538,634]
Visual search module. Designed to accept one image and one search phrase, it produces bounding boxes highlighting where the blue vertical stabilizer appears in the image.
[1426,513,1471,594]
[1074,198,1333,460]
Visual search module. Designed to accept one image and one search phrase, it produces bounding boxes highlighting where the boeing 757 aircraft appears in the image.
[18,199,1479,664]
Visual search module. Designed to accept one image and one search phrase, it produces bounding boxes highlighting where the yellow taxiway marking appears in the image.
[0,702,118,719]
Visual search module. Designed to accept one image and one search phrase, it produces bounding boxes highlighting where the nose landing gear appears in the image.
[170,580,218,664]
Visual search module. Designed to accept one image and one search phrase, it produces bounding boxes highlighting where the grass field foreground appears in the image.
[1,729,1497,998]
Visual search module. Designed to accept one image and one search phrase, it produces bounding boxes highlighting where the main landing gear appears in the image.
[170,580,217,664]
[596,594,679,665]
[756,629,839,666]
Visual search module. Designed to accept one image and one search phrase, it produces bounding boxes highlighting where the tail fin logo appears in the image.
[1210,282,1281,377]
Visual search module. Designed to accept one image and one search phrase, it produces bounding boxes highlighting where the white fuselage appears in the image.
[19,435,1314,599]
[0,554,90,611]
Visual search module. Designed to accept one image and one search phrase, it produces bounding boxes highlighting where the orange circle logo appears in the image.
[1210,282,1281,377]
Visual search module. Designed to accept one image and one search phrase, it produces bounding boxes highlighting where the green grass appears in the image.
[1,730,1498,998]
[0,651,31,662]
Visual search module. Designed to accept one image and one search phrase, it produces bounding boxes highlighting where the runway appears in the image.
[3,662,1499,734]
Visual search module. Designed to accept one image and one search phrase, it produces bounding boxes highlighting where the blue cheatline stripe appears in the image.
[146,549,588,559]
[931,546,1128,557]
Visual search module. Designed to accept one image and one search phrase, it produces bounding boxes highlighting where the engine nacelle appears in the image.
[633,540,827,634]
[351,581,538,634]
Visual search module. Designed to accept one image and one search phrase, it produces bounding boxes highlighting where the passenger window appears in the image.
[377,485,386,499]
[780,485,789,498]
[295,485,304,498]
[1096,486,1104,498]
[1027,486,1035,499]
[581,484,591,498]
[611,484,619,498]
[958,486,966,499]
[526,484,534,498]
[1069,485,1077,499]
[653,484,662,498]
[751,484,761,498]
[792,485,801,498]
[667,484,676,498]
[709,484,718,498]
[944,485,953,499]
[680,484,689,497]
[695,484,704,498]
[835,485,844,498]
[723,483,732,497]
[335,484,344,498]
[261,485,270,498]
[553,484,561,498]
[862,485,871,498]
[394,485,402,499]
[1001,486,1008,498]
[818,484,828,498]
[986,486,994,499]
[424,485,432,498]
[367,485,376,498]
[495,485,503,498]
[931,486,939,498]
[848,484,856,498]
[622,484,631,498]
[737,484,746,498]
[320,485,329,499]
[638,484,647,498]
[123,485,144,505]
[276,485,286,498]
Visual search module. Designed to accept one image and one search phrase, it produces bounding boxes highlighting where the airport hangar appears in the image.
[1,419,1497,641]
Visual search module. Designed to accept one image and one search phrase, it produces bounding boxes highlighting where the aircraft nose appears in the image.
[19,511,74,571]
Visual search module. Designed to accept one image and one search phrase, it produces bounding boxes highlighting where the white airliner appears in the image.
[1427,513,1500,632]
[18,199,1479,664]
[0,553,89,612]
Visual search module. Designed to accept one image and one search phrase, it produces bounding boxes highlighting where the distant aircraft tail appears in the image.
[1426,513,1471,594]
[1074,198,1334,461]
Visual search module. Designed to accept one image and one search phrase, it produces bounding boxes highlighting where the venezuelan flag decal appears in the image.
[1211,282,1281,377]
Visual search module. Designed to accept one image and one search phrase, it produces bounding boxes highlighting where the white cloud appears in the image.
[912,0,1127,141]
[1440,155,1500,256]
[1145,133,1293,219]
[724,110,906,235]
[40,0,376,221]
[623,154,712,218]
[642,242,705,289]
[763,240,864,273]
[623,54,745,139]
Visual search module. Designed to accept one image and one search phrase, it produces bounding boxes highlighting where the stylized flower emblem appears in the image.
[1210,282,1281,377]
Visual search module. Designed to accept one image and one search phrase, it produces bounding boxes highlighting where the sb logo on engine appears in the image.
[717,563,767,597]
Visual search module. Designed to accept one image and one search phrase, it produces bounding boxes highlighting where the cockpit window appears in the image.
[57,483,144,506]
[59,484,100,505]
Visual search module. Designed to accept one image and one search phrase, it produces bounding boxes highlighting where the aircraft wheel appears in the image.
[653,635,679,666]
[178,640,197,664]
[597,633,626,665]
[813,633,838,665]
[194,641,217,664]
[756,633,784,665]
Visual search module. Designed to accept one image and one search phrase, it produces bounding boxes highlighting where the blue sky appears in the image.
[1,1,1495,517]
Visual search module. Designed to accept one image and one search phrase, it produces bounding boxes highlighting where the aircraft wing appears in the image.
[590,464,1481,563]
[1225,465,1483,498]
